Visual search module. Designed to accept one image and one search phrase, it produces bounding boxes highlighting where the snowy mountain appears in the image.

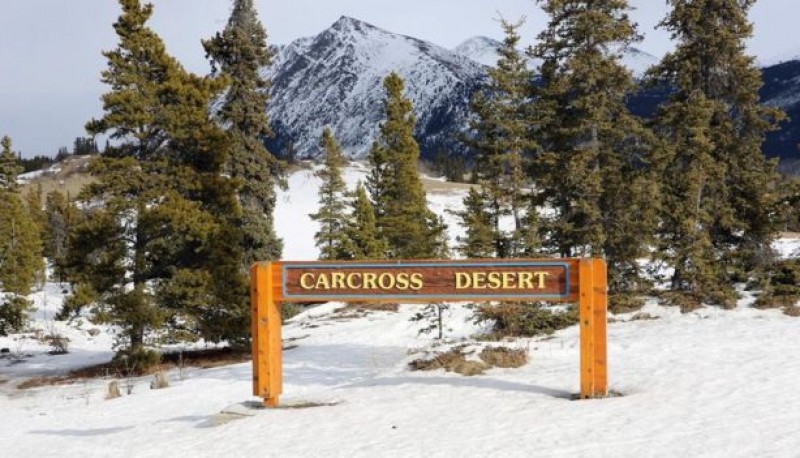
[620,47,660,78]
[453,36,503,67]
[262,16,797,165]
[451,36,659,79]
[264,16,485,160]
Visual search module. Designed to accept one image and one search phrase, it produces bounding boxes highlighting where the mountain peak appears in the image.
[329,15,375,34]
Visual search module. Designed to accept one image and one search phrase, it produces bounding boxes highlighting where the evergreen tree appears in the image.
[44,190,81,282]
[70,0,241,364]
[203,0,283,268]
[0,136,22,192]
[467,20,536,258]
[0,137,43,335]
[530,0,658,294]
[367,72,448,259]
[648,0,785,304]
[452,187,496,258]
[343,183,388,260]
[25,184,47,239]
[310,128,351,260]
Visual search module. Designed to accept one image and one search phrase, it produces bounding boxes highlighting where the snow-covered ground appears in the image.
[2,165,799,457]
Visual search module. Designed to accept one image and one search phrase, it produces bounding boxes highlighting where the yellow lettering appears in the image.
[396,273,410,290]
[534,272,550,289]
[410,273,424,291]
[363,273,378,289]
[314,273,330,289]
[300,273,315,290]
[346,273,362,289]
[487,272,502,289]
[501,272,516,289]
[473,272,487,289]
[378,273,395,290]
[331,272,346,289]
[455,272,470,289]
[518,272,534,290]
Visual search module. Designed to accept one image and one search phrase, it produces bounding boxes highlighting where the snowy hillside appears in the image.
[265,16,484,160]
[2,165,800,457]
[453,36,503,67]
[452,36,659,79]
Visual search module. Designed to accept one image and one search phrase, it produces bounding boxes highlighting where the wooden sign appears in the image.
[280,260,572,301]
[251,258,607,407]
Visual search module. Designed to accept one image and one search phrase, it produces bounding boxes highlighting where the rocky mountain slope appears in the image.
[263,16,800,165]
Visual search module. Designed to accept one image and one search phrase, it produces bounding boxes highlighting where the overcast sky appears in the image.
[1,0,799,156]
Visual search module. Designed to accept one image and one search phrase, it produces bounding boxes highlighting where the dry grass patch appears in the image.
[17,376,75,390]
[409,348,491,376]
[783,306,800,317]
[479,347,528,368]
[410,345,529,376]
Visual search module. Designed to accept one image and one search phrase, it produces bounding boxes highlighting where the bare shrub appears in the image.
[479,347,528,368]
[46,334,70,355]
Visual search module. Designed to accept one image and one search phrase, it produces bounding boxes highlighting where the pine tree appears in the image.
[467,20,536,258]
[368,72,448,259]
[648,0,785,304]
[203,0,283,268]
[310,128,351,260]
[0,136,22,192]
[530,0,658,294]
[44,190,81,282]
[71,0,241,364]
[0,137,43,335]
[343,183,388,260]
[452,187,496,258]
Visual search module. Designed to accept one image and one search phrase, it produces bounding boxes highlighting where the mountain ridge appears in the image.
[263,15,800,164]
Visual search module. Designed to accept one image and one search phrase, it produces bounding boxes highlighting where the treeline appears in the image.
[16,137,100,173]
[458,1,799,312]
[309,0,800,319]
[0,0,282,371]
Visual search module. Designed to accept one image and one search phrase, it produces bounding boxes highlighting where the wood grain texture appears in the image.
[273,259,579,302]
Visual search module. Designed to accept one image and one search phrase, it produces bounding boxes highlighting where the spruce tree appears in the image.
[453,187,496,258]
[649,0,785,304]
[343,183,388,260]
[310,128,351,260]
[467,20,536,258]
[367,72,448,259]
[530,0,658,294]
[0,137,43,335]
[72,0,241,364]
[203,0,283,267]
[0,136,22,191]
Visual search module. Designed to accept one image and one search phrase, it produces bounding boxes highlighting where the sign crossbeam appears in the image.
[251,258,608,406]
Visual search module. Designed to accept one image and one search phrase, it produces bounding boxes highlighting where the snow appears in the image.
[2,165,800,457]
[452,37,660,79]
[266,16,483,159]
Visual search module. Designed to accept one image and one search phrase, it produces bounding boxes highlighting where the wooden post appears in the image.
[250,262,283,407]
[579,258,608,398]
[592,258,608,395]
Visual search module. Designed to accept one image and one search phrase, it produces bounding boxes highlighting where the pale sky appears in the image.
[1,0,798,156]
